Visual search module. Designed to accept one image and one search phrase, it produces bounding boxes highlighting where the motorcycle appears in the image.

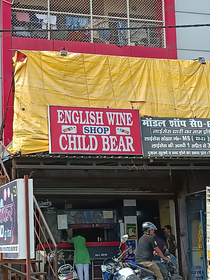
[101,234,155,280]
[58,264,78,280]
[45,249,78,280]
[125,251,182,280]
[155,251,182,280]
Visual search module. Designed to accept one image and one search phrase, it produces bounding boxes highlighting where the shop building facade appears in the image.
[1,1,210,279]
[1,50,210,279]
[5,148,184,279]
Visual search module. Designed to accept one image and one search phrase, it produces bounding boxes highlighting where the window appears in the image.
[11,0,165,48]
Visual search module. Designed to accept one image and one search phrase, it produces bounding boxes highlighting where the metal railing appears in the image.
[34,195,58,280]
[11,0,165,48]
[1,179,53,280]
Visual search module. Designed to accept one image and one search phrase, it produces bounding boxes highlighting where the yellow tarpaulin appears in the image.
[9,50,210,155]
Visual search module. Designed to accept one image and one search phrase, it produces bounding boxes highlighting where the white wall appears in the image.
[175,0,210,61]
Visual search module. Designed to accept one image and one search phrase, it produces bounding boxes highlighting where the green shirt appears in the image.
[68,236,90,264]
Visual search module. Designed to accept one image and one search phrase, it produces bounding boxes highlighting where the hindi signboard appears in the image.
[0,179,34,259]
[0,180,18,253]
[141,117,210,157]
[48,106,142,155]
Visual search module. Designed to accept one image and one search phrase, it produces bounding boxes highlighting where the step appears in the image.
[2,265,38,280]
[31,271,47,276]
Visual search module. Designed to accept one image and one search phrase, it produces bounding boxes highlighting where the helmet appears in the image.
[142,222,157,234]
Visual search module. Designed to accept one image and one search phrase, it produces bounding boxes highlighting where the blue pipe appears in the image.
[200,208,206,279]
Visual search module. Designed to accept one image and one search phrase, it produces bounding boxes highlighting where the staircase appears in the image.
[0,195,58,280]
[1,259,47,280]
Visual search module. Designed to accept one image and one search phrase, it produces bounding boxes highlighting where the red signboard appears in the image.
[48,106,142,155]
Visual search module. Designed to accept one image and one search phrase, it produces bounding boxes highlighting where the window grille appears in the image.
[11,0,165,48]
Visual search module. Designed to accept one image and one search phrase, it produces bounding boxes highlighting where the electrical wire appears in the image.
[1,23,210,33]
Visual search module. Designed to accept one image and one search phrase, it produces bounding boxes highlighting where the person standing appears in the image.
[68,235,90,280]
[153,232,166,261]
[135,222,170,280]
[164,225,177,257]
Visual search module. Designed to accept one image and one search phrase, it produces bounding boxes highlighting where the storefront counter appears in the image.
[39,241,120,259]
[39,241,120,280]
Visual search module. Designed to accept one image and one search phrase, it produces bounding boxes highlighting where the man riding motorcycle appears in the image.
[135,222,170,280]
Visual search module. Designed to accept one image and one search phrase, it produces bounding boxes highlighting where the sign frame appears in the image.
[0,179,34,259]
[48,106,142,155]
[126,223,137,240]
[140,117,210,158]
[48,105,142,156]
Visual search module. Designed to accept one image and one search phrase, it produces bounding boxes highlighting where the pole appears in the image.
[24,175,31,280]
[200,209,207,280]
[90,0,93,43]
[126,0,130,45]
[47,0,50,39]
[175,193,183,276]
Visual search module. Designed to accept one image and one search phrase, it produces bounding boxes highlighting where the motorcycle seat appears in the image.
[126,262,138,270]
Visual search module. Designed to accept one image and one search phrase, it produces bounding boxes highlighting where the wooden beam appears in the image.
[0,259,26,265]
[2,263,8,280]
[2,265,38,280]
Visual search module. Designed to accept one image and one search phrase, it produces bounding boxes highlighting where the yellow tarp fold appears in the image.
[9,50,210,155]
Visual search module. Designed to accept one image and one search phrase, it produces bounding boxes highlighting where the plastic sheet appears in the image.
[9,50,210,154]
